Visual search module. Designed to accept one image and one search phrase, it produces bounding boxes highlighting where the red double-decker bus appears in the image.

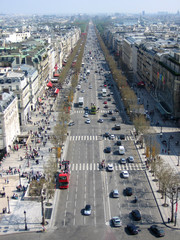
[59,160,70,189]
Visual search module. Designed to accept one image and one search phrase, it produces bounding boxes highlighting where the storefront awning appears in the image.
[55,88,60,94]
[47,81,53,88]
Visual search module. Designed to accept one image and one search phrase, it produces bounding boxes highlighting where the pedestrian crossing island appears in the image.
[68,162,145,171]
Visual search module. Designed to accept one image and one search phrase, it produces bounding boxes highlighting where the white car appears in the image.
[85,119,91,124]
[109,134,115,140]
[121,170,129,178]
[84,204,91,215]
[84,113,89,118]
[112,216,122,227]
[107,163,114,172]
[89,85,92,89]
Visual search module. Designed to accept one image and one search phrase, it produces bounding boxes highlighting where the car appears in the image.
[119,134,125,140]
[115,124,121,130]
[105,147,111,153]
[84,113,89,118]
[107,93,111,97]
[109,134,115,140]
[103,113,108,117]
[107,163,114,171]
[110,92,114,95]
[84,204,92,215]
[114,109,119,113]
[120,158,126,164]
[108,110,113,115]
[127,156,134,163]
[89,85,92,89]
[107,98,111,101]
[121,170,129,178]
[104,101,107,104]
[125,187,133,196]
[104,132,109,137]
[81,90,85,93]
[98,119,103,123]
[131,209,141,221]
[127,224,139,235]
[104,84,107,87]
[116,140,121,146]
[111,116,116,121]
[85,119,91,124]
[68,121,75,126]
[104,105,108,108]
[112,216,122,227]
[150,225,165,237]
[112,189,119,198]
[84,106,89,111]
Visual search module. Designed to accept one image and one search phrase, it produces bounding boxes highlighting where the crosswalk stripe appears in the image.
[72,164,74,171]
[87,136,89,140]
[86,164,89,171]
[76,163,78,171]
[79,163,81,171]
[90,163,92,170]
[83,163,85,171]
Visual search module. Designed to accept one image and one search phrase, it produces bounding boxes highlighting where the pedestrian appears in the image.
[7,178,9,184]
[3,186,5,191]
[5,179,6,184]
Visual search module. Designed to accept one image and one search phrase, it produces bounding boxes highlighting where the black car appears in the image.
[119,134,125,140]
[104,132,110,138]
[105,147,111,153]
[127,224,139,235]
[125,187,133,196]
[150,225,165,237]
[114,109,119,113]
[108,110,113,115]
[111,117,116,121]
[115,124,121,130]
[116,140,121,146]
[131,210,141,221]
[107,98,111,101]
[104,113,108,117]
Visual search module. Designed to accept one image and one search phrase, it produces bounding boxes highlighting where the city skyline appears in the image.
[0,0,179,15]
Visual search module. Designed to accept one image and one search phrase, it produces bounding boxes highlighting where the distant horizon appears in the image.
[0,0,179,16]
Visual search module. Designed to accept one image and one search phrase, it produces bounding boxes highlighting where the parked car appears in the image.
[111,117,116,121]
[127,224,139,235]
[68,121,75,126]
[104,101,107,104]
[84,204,92,215]
[84,112,89,118]
[131,209,141,221]
[104,105,108,108]
[103,113,108,117]
[150,225,165,237]
[112,216,122,227]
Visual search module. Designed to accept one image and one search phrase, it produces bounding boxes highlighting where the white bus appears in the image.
[78,97,84,108]
[102,88,107,97]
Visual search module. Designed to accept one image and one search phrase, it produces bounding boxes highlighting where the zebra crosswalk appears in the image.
[74,110,108,114]
[69,162,145,171]
[69,135,134,141]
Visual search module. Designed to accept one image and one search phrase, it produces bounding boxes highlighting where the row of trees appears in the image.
[95,22,180,224]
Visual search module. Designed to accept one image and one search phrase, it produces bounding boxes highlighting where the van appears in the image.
[119,146,125,155]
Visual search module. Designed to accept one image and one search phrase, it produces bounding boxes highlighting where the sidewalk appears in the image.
[136,143,180,229]
[0,91,59,234]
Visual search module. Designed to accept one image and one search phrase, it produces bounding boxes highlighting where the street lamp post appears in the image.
[24,210,27,230]
[7,196,10,214]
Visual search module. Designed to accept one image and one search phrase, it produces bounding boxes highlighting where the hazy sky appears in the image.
[0,0,179,15]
